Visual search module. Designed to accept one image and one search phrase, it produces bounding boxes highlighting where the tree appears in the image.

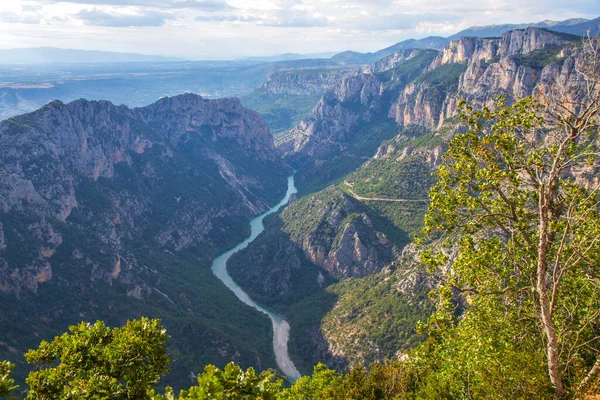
[421,38,600,398]
[150,363,282,399]
[278,363,343,400]
[0,361,16,398]
[25,317,170,399]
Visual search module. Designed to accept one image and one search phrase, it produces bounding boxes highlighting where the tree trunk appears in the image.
[578,358,600,396]
[537,188,566,397]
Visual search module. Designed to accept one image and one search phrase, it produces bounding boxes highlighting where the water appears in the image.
[211,173,301,381]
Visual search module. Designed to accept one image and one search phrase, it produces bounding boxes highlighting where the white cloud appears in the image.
[77,8,173,26]
[36,0,232,11]
[0,11,41,24]
[0,0,596,58]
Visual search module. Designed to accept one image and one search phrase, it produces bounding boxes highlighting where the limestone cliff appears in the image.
[0,93,287,388]
[261,69,356,97]
[279,28,583,192]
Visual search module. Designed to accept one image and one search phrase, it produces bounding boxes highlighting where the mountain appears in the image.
[0,93,289,388]
[242,52,337,63]
[331,37,450,65]
[450,16,599,39]
[225,27,591,372]
[330,16,598,65]
[281,27,579,193]
[240,68,357,135]
[0,47,183,65]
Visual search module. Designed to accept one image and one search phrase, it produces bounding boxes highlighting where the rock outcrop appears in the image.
[0,93,287,387]
[279,28,583,192]
[261,69,356,96]
[0,94,287,295]
[280,187,401,279]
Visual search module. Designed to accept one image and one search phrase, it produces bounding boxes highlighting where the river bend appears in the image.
[211,174,301,381]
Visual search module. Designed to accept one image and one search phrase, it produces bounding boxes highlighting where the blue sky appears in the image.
[0,0,598,59]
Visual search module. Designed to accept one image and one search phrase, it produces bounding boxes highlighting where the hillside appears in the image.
[229,27,592,375]
[329,16,598,64]
[280,28,582,194]
[0,94,289,389]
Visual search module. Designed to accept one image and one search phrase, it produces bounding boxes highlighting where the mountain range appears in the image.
[0,17,597,66]
[0,16,598,394]
[330,16,600,64]
[0,47,183,65]
[0,93,288,387]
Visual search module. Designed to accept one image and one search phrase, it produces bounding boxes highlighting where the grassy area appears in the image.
[241,89,321,136]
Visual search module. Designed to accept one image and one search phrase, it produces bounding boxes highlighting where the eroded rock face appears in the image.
[390,28,580,131]
[280,28,583,172]
[365,49,425,74]
[277,71,390,162]
[0,93,287,295]
[261,69,356,96]
[280,187,400,279]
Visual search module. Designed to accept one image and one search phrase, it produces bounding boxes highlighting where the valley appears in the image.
[0,13,599,398]
[211,173,300,381]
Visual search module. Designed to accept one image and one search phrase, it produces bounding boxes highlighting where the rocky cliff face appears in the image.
[0,93,287,387]
[279,187,401,279]
[276,50,439,192]
[317,243,436,370]
[261,69,356,96]
[227,185,402,307]
[0,94,286,294]
[364,49,425,74]
[277,72,386,159]
[279,28,583,192]
[390,28,581,130]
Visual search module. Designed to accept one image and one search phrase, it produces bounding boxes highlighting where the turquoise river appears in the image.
[211,173,301,381]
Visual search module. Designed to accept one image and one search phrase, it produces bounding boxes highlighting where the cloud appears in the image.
[267,9,328,27]
[0,11,41,24]
[195,14,260,22]
[338,13,460,31]
[194,0,328,27]
[76,8,173,26]
[195,11,328,27]
[37,0,231,11]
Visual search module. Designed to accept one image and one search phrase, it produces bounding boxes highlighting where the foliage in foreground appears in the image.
[24,318,170,399]
[0,361,16,397]
[3,40,600,399]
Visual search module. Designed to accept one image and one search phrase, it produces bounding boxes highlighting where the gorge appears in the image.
[211,173,301,381]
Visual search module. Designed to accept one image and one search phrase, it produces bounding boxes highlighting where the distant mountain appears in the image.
[450,16,599,39]
[243,52,337,63]
[0,47,183,65]
[331,37,448,64]
[371,36,449,58]
[332,16,599,64]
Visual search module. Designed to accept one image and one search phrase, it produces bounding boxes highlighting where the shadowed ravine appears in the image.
[211,173,301,381]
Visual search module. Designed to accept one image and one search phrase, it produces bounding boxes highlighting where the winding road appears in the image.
[343,184,429,203]
[211,173,301,382]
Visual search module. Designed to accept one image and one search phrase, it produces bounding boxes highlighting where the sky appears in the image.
[0,0,598,59]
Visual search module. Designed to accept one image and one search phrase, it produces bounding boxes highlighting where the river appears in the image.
[211,173,301,381]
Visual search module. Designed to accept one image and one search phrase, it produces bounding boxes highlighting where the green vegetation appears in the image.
[418,94,600,397]
[152,363,283,400]
[0,109,288,391]
[227,213,332,314]
[318,266,434,366]
[25,318,169,399]
[514,44,572,69]
[376,50,439,87]
[413,63,468,87]
[241,89,321,136]
[0,361,16,397]
[292,50,441,196]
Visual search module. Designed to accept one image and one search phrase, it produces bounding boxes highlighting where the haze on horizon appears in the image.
[0,0,597,60]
